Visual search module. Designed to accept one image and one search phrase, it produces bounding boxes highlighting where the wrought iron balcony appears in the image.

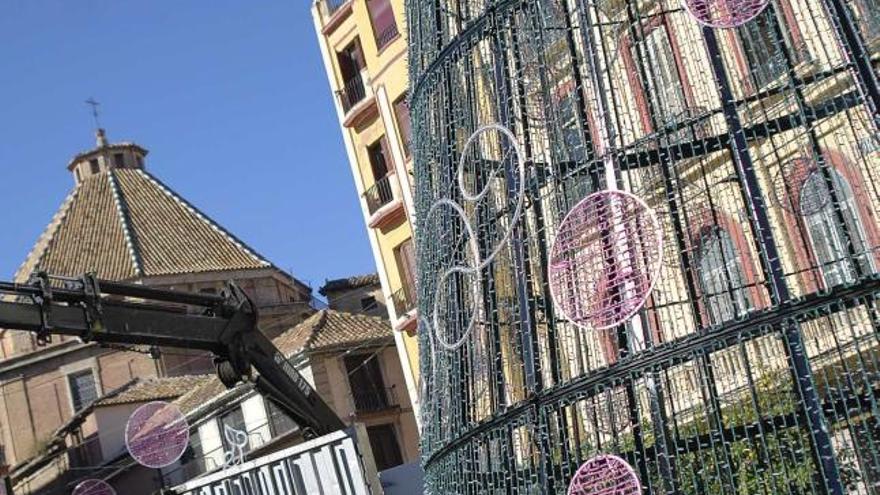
[375,23,400,50]
[350,386,398,413]
[338,72,369,114]
[363,175,395,216]
[391,286,416,317]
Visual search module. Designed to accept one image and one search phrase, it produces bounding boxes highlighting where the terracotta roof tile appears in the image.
[274,309,393,355]
[114,170,270,275]
[95,375,213,406]
[18,169,274,282]
[173,376,231,415]
[319,273,380,295]
[81,312,385,426]
[31,174,138,280]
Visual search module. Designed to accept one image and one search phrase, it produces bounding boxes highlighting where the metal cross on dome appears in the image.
[85,97,101,128]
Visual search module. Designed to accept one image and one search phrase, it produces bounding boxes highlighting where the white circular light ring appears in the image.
[455,123,527,273]
[427,123,527,352]
[418,316,436,415]
[425,199,482,351]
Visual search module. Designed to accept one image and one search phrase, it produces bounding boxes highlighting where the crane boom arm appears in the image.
[0,274,345,437]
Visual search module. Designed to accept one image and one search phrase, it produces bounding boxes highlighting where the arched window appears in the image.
[801,169,874,286]
[697,227,752,325]
[620,14,695,136]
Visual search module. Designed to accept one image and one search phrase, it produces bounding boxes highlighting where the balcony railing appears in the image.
[351,386,398,413]
[391,286,416,317]
[363,175,395,216]
[375,23,400,50]
[338,72,369,114]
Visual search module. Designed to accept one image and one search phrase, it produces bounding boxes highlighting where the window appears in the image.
[75,169,82,183]
[219,407,250,454]
[366,139,394,209]
[636,25,688,130]
[266,398,297,437]
[368,139,390,181]
[366,424,403,471]
[555,84,590,165]
[338,39,365,81]
[852,0,880,41]
[394,239,416,304]
[344,354,388,412]
[393,95,411,159]
[697,227,753,325]
[68,369,98,412]
[337,39,367,111]
[180,433,205,477]
[360,295,379,311]
[367,0,398,50]
[801,170,874,286]
[737,5,804,90]
[89,159,100,174]
[113,153,125,168]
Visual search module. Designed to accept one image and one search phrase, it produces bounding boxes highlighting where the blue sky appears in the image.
[0,1,377,292]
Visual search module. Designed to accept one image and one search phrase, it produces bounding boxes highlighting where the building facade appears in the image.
[408,0,880,493]
[0,130,316,473]
[10,309,418,494]
[311,0,421,420]
[321,273,388,317]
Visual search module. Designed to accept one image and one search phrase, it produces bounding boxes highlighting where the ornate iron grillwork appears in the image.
[408,0,880,493]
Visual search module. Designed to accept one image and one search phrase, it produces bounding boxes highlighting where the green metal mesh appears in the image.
[408,0,880,492]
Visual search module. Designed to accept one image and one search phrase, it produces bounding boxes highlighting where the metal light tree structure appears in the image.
[408,0,880,493]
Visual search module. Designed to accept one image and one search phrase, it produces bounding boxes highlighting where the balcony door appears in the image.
[338,39,364,82]
[367,139,394,207]
[368,139,390,180]
[395,239,417,306]
[366,424,403,471]
[337,39,366,109]
[345,354,388,412]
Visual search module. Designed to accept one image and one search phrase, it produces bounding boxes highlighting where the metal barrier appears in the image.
[173,429,375,495]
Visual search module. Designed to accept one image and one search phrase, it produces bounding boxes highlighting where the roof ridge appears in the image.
[304,309,330,351]
[13,186,81,282]
[135,169,271,268]
[107,170,144,276]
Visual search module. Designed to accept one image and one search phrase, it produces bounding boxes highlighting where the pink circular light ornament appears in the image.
[682,0,769,28]
[568,455,641,495]
[549,190,663,330]
[125,401,189,469]
[72,479,116,495]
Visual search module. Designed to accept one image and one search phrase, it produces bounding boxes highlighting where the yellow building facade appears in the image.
[310,0,421,422]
